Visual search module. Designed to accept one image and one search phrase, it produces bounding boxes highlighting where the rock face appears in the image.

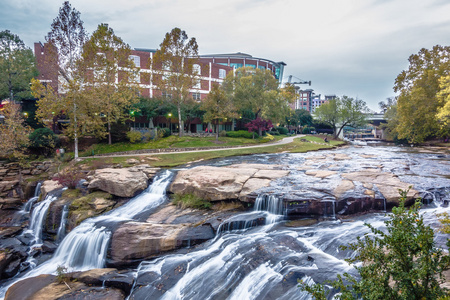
[41,180,63,199]
[88,167,157,197]
[109,221,215,267]
[169,164,289,202]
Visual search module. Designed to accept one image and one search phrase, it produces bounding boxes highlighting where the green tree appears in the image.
[436,75,450,134]
[32,1,88,159]
[80,23,140,144]
[223,67,281,122]
[0,30,38,103]
[393,45,450,143]
[201,84,238,140]
[314,96,368,138]
[151,27,200,137]
[28,127,59,157]
[0,102,31,160]
[300,190,450,300]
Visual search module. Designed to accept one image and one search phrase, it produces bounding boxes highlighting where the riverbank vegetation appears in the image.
[300,190,450,299]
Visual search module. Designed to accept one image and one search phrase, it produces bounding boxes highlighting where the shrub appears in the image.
[109,122,129,143]
[300,189,450,299]
[53,166,85,189]
[158,127,171,138]
[172,193,212,209]
[126,130,142,143]
[28,128,59,157]
[226,130,259,139]
[269,130,280,135]
[263,133,274,141]
[302,126,315,134]
[277,127,289,135]
[219,130,227,137]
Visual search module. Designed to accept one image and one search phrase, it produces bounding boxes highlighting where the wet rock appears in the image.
[88,168,149,197]
[41,180,63,199]
[305,170,338,178]
[41,241,58,253]
[57,287,125,300]
[109,221,215,267]
[4,274,56,300]
[169,164,289,202]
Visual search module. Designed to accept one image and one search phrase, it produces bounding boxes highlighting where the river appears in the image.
[1,144,449,299]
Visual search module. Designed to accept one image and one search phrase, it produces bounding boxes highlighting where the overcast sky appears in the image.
[1,0,449,111]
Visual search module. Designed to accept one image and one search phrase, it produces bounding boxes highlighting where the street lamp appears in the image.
[168,113,172,134]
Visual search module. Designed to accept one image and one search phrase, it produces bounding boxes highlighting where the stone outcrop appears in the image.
[87,166,159,198]
[109,221,215,267]
[41,180,63,199]
[169,164,289,202]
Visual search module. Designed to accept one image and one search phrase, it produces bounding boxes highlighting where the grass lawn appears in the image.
[79,137,341,168]
[80,135,284,157]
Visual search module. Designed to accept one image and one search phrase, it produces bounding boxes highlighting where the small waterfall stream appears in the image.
[56,205,69,242]
[23,194,58,245]
[0,170,174,299]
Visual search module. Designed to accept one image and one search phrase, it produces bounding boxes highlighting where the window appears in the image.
[192,92,201,101]
[129,55,140,68]
[217,63,228,66]
[219,69,226,79]
[245,64,256,69]
[130,71,140,83]
[193,64,201,75]
[194,80,201,89]
[230,63,243,69]
[258,66,266,70]
[163,61,172,71]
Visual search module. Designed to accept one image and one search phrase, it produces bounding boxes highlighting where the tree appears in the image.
[300,190,450,300]
[223,67,282,121]
[32,1,87,159]
[378,97,396,114]
[245,117,273,138]
[0,30,38,103]
[436,75,450,135]
[201,84,238,140]
[0,102,31,160]
[292,109,313,127]
[79,23,140,144]
[151,27,200,137]
[393,45,450,143]
[314,95,369,138]
[28,127,59,157]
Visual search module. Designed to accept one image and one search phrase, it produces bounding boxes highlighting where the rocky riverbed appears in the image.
[0,144,449,299]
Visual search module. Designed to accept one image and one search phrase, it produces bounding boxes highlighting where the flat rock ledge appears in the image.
[88,165,160,198]
[169,164,289,202]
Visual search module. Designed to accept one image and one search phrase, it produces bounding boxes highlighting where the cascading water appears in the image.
[0,170,174,299]
[22,182,42,213]
[56,205,69,242]
[217,194,285,233]
[23,194,58,245]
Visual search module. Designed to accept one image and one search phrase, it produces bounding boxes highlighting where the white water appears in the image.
[22,182,41,213]
[56,205,69,242]
[23,194,58,245]
[0,170,173,299]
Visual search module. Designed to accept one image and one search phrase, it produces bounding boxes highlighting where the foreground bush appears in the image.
[28,127,59,157]
[300,189,450,299]
[126,130,142,143]
[226,130,259,139]
[276,127,289,134]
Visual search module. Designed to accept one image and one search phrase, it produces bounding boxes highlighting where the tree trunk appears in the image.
[178,104,183,137]
[108,119,112,145]
[73,102,79,159]
[215,120,219,141]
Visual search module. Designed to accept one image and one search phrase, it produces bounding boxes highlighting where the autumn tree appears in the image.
[80,23,140,144]
[393,45,450,143]
[0,102,31,160]
[0,30,38,103]
[314,95,368,138]
[151,27,200,137]
[201,84,238,140]
[32,1,87,159]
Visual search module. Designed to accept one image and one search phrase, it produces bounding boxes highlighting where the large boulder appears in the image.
[109,221,215,267]
[40,180,63,199]
[88,168,149,198]
[169,164,289,202]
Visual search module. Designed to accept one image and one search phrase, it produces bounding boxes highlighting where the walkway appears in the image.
[84,135,305,159]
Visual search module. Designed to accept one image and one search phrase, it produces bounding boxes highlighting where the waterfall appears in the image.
[217,194,285,233]
[22,182,42,213]
[56,205,69,242]
[321,200,336,220]
[24,194,58,245]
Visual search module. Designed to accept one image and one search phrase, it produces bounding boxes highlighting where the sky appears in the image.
[1,0,450,111]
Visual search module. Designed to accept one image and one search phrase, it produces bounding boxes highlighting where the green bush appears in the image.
[126,130,142,143]
[302,126,315,134]
[172,193,212,209]
[276,127,289,135]
[226,130,259,139]
[28,128,59,157]
[219,130,227,137]
[158,127,171,138]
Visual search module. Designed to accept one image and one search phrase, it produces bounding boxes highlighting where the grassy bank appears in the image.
[79,137,346,168]
[80,135,284,157]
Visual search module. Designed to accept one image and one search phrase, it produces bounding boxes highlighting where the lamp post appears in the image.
[168,113,172,134]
